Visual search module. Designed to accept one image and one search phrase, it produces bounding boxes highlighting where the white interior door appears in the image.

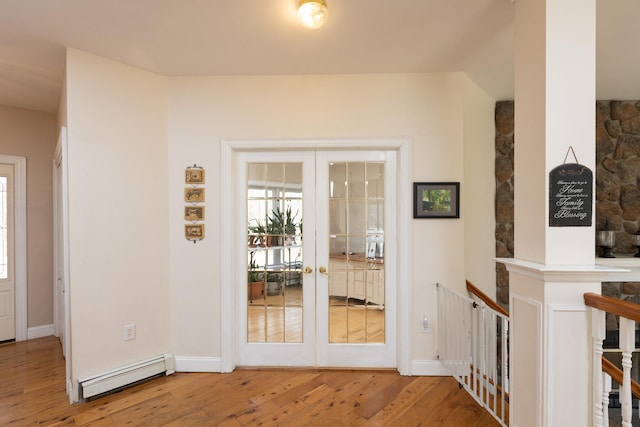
[316,151,396,368]
[237,150,396,368]
[238,151,316,366]
[0,164,15,342]
[54,150,66,356]
[53,127,72,400]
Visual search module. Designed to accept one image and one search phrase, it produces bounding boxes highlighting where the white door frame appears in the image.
[0,155,27,342]
[220,138,412,375]
[53,126,72,401]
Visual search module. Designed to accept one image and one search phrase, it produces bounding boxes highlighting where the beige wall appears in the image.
[65,49,170,382]
[167,73,496,363]
[0,105,56,328]
[61,49,496,381]
[463,77,498,295]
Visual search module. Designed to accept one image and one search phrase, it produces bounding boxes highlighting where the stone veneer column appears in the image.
[495,101,514,309]
[501,0,615,425]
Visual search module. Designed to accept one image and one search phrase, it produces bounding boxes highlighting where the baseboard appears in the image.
[411,359,449,376]
[175,356,222,372]
[174,357,443,375]
[27,323,54,340]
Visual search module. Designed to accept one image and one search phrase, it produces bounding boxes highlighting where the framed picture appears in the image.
[185,168,205,184]
[413,182,460,218]
[184,187,205,203]
[185,224,205,239]
[184,206,205,221]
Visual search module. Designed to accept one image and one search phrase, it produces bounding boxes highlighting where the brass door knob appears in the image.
[319,266,328,275]
[304,266,313,274]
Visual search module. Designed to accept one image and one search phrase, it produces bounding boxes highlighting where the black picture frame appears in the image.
[413,182,460,218]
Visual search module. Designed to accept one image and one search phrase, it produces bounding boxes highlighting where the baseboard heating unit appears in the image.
[79,353,175,400]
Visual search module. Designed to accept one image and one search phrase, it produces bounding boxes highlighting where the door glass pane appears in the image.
[347,199,366,234]
[329,199,346,235]
[367,163,385,198]
[247,163,303,343]
[328,162,385,344]
[329,163,347,198]
[348,163,366,198]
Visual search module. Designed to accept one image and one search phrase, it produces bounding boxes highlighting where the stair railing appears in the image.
[437,282,509,427]
[585,292,640,427]
[442,283,640,426]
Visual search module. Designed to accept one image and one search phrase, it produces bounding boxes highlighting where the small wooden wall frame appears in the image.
[184,187,205,203]
[185,166,205,184]
[185,206,205,221]
[185,224,205,240]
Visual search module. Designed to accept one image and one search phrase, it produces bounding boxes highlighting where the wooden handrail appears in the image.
[602,356,640,400]
[466,280,510,317]
[467,281,640,400]
[584,292,640,323]
[584,292,640,399]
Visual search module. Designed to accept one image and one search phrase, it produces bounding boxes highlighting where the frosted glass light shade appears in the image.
[298,0,328,29]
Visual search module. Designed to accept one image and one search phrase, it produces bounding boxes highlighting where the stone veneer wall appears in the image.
[495,101,514,309]
[596,100,640,324]
[494,100,640,314]
[596,100,640,255]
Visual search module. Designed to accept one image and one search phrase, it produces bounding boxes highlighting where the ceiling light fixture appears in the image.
[298,0,328,29]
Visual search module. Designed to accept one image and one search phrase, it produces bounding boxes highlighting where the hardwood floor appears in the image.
[247,289,385,344]
[0,336,502,426]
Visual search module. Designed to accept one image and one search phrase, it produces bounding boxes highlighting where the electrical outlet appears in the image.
[123,324,136,341]
[421,315,431,334]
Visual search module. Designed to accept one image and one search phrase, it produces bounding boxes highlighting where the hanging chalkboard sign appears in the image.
[549,162,592,227]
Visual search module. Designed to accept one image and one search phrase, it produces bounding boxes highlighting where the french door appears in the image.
[0,164,14,342]
[236,150,396,368]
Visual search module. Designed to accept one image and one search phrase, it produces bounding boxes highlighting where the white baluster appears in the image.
[445,288,451,370]
[437,284,444,367]
[464,296,472,382]
[458,294,461,372]
[447,290,453,369]
[447,289,453,370]
[592,307,606,427]
[603,372,611,427]
[472,302,479,397]
[480,306,486,403]
[447,292,458,375]
[475,304,479,395]
[489,311,497,411]
[502,315,509,423]
[478,305,486,403]
[460,294,464,377]
[448,289,452,368]
[619,317,635,427]
[439,287,444,364]
[448,290,452,368]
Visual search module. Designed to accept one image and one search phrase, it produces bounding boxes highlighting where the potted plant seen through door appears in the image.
[248,251,264,302]
[266,271,284,296]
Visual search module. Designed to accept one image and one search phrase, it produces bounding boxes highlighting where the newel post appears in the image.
[499,261,619,426]
[592,308,606,427]
[507,0,601,424]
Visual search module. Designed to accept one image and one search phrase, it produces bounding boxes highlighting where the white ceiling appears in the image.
[0,0,637,114]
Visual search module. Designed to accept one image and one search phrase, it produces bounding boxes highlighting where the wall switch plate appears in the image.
[123,324,136,341]
[421,315,431,334]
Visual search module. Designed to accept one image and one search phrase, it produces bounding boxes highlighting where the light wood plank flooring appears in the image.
[247,289,385,344]
[0,336,502,426]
